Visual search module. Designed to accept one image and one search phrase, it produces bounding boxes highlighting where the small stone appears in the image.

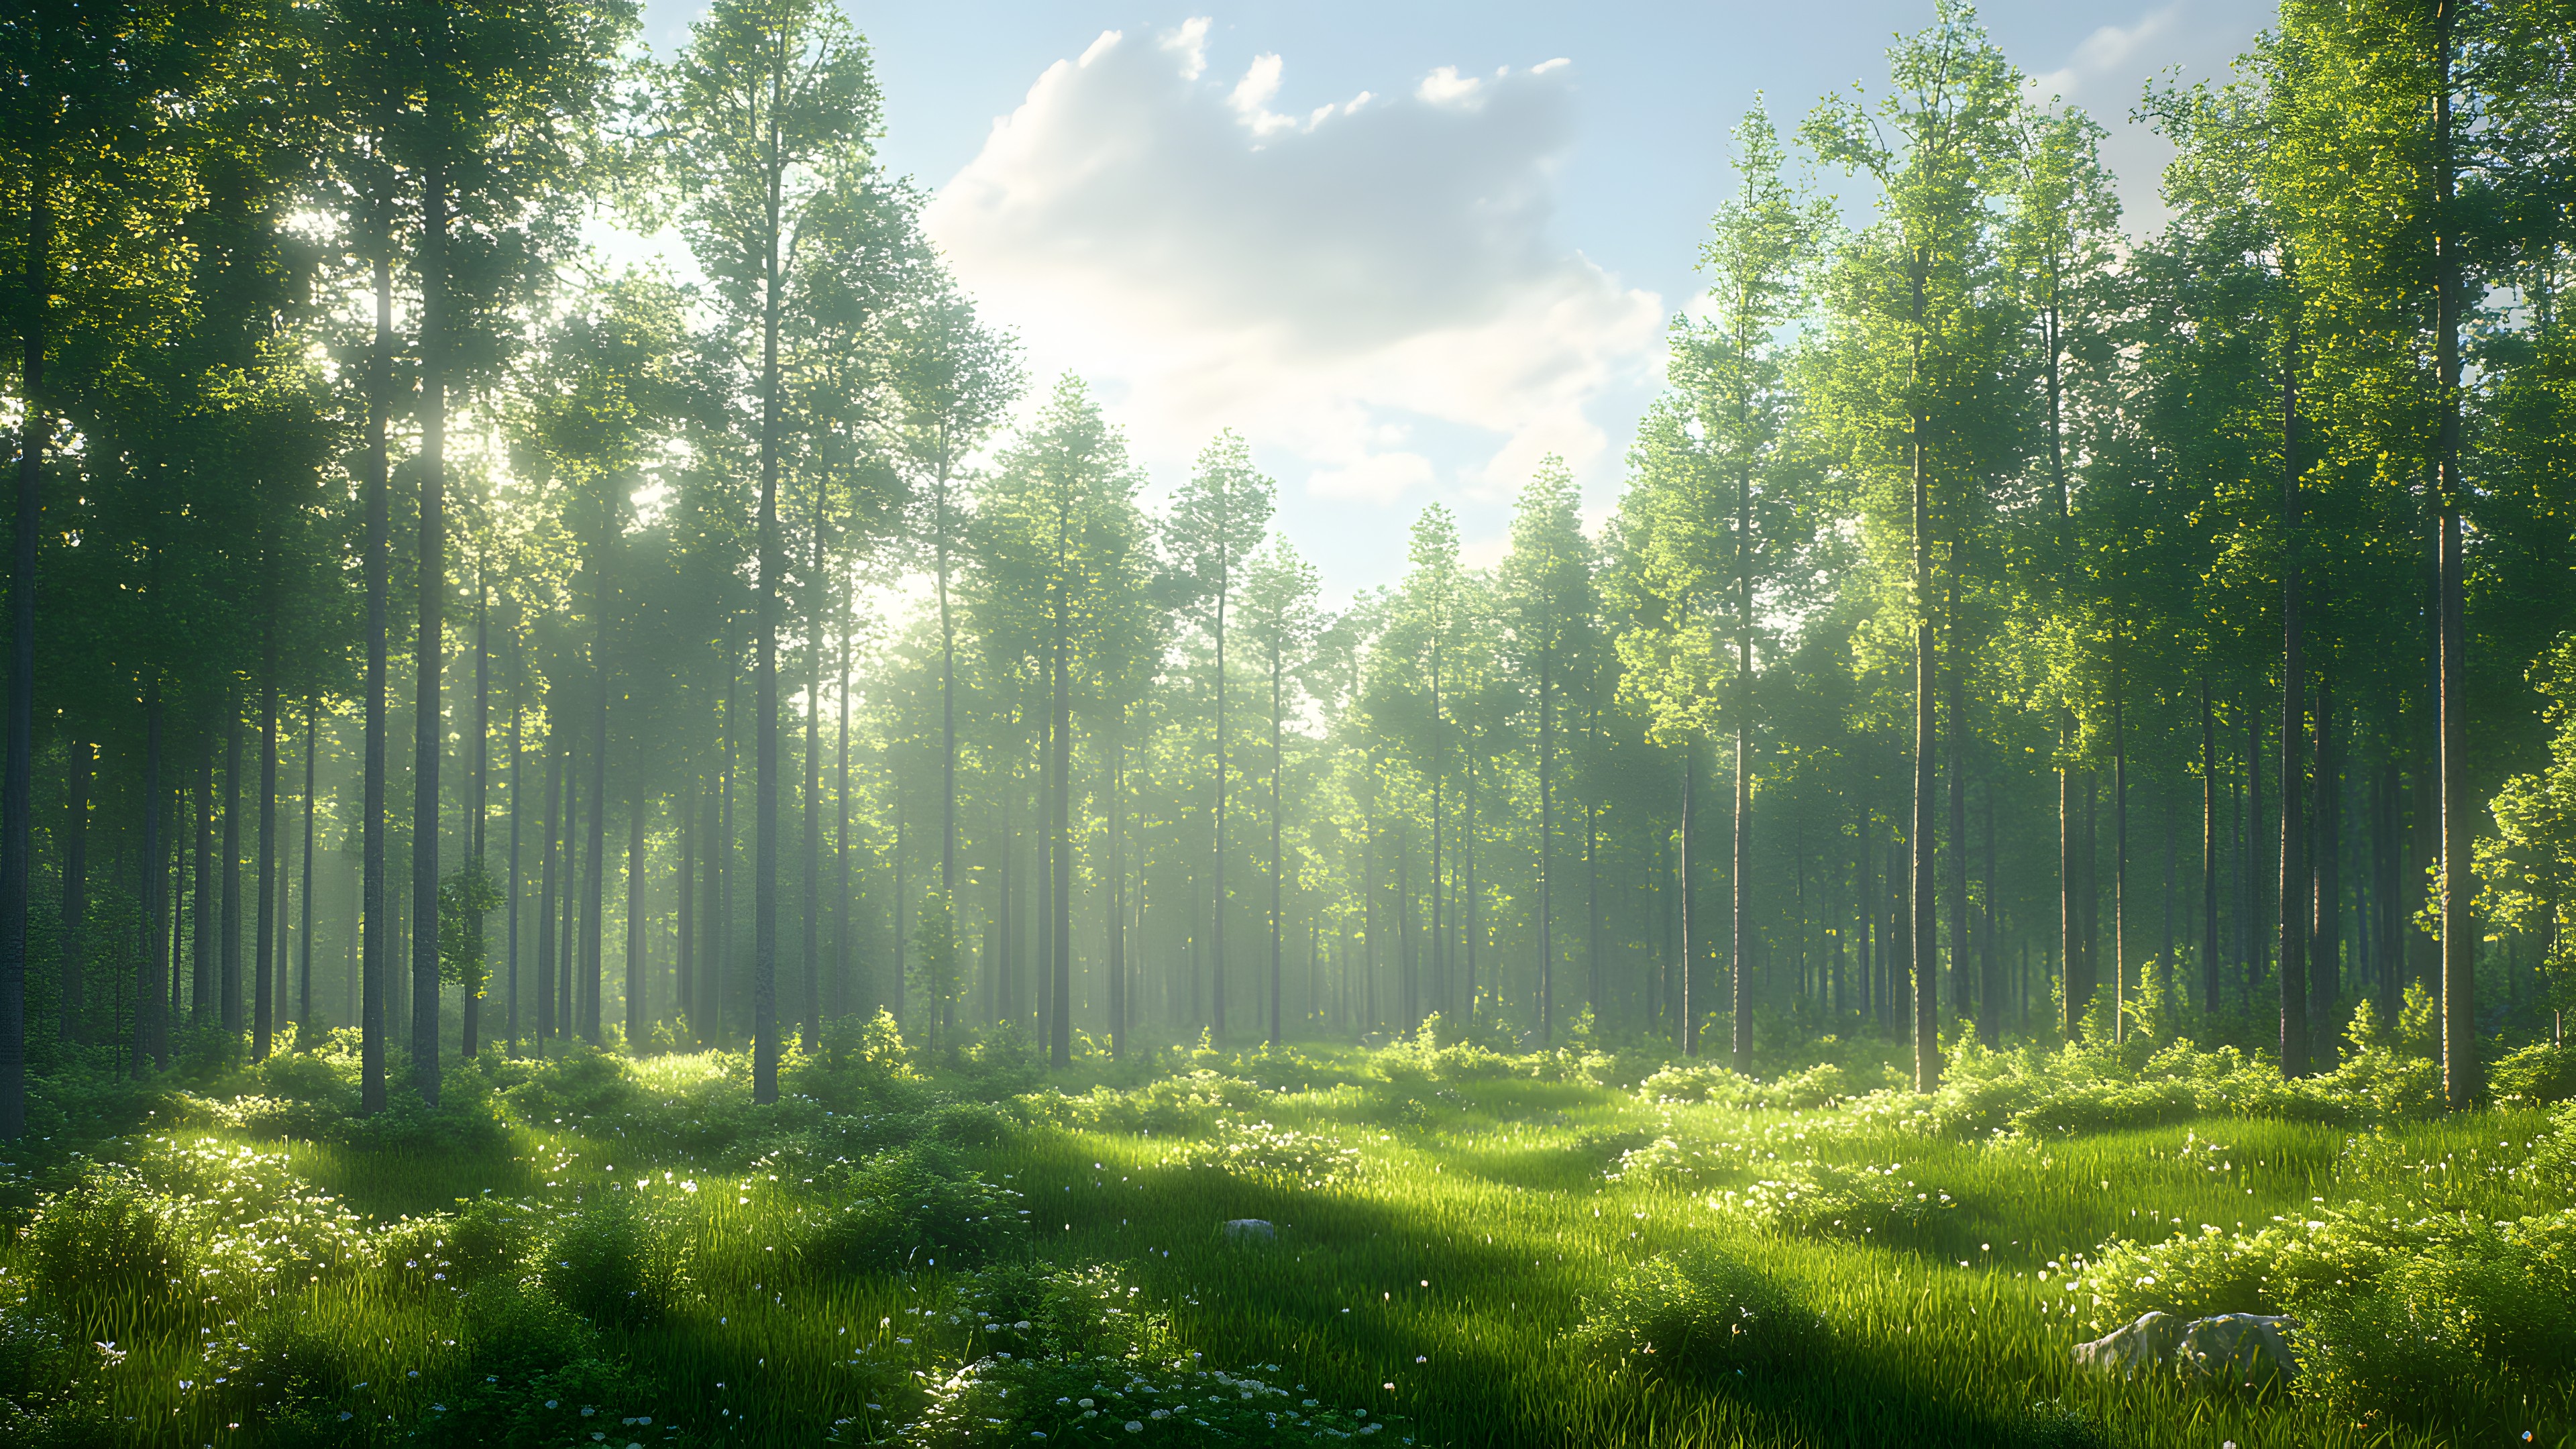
[1222,1219,1277,1244]
[2176,1313,2299,1385]
[2073,1311,2184,1377]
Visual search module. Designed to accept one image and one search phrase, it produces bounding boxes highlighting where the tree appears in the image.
[655,0,879,1102]
[1804,1,2023,1090]
[1499,458,1597,1044]
[1162,433,1273,1038]
[1238,539,1321,1048]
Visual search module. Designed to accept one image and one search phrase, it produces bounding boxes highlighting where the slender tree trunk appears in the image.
[411,158,447,1103]
[1538,651,1553,1044]
[2433,1,2478,1108]
[256,639,280,1059]
[626,784,645,1046]
[1110,716,1127,1058]
[1269,649,1285,1049]
[535,729,561,1048]
[2311,673,2341,1068]
[218,712,241,1036]
[802,482,824,1046]
[834,582,853,1020]
[59,741,87,1042]
[559,737,579,1040]
[751,88,786,1103]
[938,464,958,906]
[1980,779,1999,1046]
[0,97,56,1134]
[1946,572,1968,1033]
[363,227,391,1110]
[2202,676,2220,1016]
[507,709,522,1055]
[2114,683,2129,1042]
[464,576,487,1058]
[139,686,166,1073]
[678,783,695,1032]
[1213,577,1229,1040]
[584,624,608,1044]
[1678,739,1695,1055]
[2279,292,2310,1079]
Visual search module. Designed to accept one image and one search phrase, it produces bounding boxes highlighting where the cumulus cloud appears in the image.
[924,18,1662,508]
[2027,0,2279,231]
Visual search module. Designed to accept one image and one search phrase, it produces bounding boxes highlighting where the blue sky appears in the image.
[635,1,2279,602]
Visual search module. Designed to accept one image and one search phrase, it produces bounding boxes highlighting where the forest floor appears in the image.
[3,1016,2572,1448]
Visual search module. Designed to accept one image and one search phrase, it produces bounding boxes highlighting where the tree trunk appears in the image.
[1269,649,1285,1049]
[834,582,853,1021]
[1213,579,1229,1042]
[2059,727,2079,1040]
[1,100,54,1136]
[535,729,562,1047]
[2202,676,2220,1016]
[802,482,825,1046]
[217,709,242,1038]
[506,708,522,1055]
[2310,674,2341,1068]
[1110,716,1126,1058]
[256,641,280,1060]
[1980,779,1999,1046]
[465,577,487,1058]
[584,635,608,1044]
[2279,292,2310,1079]
[2433,0,2478,1108]
[2248,705,2265,1014]
[2114,684,2129,1042]
[362,219,392,1114]
[1678,739,1695,1055]
[627,783,646,1046]
[751,101,785,1104]
[1538,650,1553,1043]
[412,158,447,1104]
[139,685,166,1073]
[678,781,695,1033]
[1946,572,1967,1034]
[60,740,87,1042]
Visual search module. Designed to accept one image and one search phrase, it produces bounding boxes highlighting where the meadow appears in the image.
[2,1012,2571,1449]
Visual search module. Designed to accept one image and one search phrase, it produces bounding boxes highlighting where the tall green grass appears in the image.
[2,1032,2570,1448]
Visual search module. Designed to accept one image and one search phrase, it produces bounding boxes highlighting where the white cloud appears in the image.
[2027,0,2279,232]
[923,19,1662,512]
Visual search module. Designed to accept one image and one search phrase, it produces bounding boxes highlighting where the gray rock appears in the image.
[1221,1218,1277,1244]
[2176,1313,2299,1385]
[2074,1310,2300,1385]
[2074,1311,2185,1377]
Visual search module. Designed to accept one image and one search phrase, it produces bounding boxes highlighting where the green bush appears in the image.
[1636,1061,1863,1110]
[802,1142,1026,1275]
[1578,1248,1820,1379]
[902,1356,1405,1446]
[1720,1159,1960,1244]
[2494,1042,2576,1106]
[957,1261,1168,1361]
[0,1304,91,1446]
[1177,1118,1362,1190]
[535,1193,686,1330]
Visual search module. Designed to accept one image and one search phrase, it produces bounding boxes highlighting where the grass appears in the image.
[3,1025,2571,1448]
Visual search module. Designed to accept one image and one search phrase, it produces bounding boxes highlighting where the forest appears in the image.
[1,0,2573,1445]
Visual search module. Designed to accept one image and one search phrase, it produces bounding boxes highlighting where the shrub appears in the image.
[1720,1159,1960,1244]
[957,1261,1167,1361]
[536,1194,686,1330]
[953,1024,1047,1102]
[1578,1248,1820,1379]
[902,1356,1404,1446]
[802,1142,1025,1275]
[1177,1118,1361,1190]
[2293,1208,2576,1418]
[2494,1042,2576,1106]
[1637,1061,1861,1110]
[0,1305,87,1444]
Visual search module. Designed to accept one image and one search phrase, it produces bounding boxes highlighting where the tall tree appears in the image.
[1238,539,1321,1049]
[1499,458,1597,1044]
[657,0,879,1102]
[1163,433,1273,1038]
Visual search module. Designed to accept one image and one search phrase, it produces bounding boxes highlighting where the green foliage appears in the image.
[1578,1249,1821,1380]
[903,1356,1404,1447]
[436,858,505,995]
[537,1193,688,1331]
[1177,1118,1362,1191]
[800,1142,1024,1275]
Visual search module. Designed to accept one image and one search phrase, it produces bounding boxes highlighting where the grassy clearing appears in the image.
[1,1022,2571,1448]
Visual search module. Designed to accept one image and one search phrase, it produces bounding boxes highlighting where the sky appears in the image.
[633,0,2280,603]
